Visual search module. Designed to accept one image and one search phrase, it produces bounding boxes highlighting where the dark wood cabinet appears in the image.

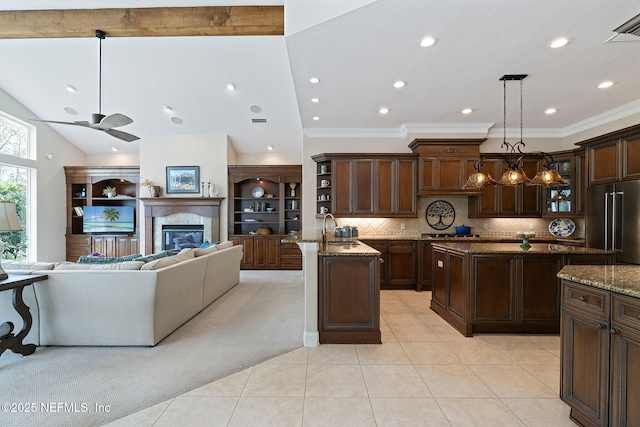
[561,281,640,427]
[360,239,417,290]
[228,165,302,270]
[318,254,380,344]
[408,139,484,195]
[577,123,640,185]
[312,154,417,217]
[431,246,468,335]
[471,254,561,333]
[229,235,299,270]
[64,166,140,261]
[417,240,432,292]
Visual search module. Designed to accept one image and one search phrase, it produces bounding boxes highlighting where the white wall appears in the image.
[86,153,139,166]
[139,134,230,252]
[0,87,86,262]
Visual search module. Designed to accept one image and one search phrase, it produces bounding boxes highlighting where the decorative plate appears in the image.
[548,218,576,237]
[251,187,265,198]
[426,200,456,230]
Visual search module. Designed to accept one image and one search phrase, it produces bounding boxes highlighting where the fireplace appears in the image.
[163,224,204,251]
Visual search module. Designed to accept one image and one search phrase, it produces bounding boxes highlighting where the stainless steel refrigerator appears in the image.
[586,181,640,264]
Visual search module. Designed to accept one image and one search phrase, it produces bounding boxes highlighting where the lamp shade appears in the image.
[530,169,568,187]
[463,171,496,189]
[0,201,22,232]
[497,169,531,186]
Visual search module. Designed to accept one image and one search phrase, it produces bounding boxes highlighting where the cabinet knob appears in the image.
[610,328,618,335]
[579,296,586,302]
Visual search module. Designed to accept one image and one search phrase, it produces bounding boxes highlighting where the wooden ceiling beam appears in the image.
[0,6,284,39]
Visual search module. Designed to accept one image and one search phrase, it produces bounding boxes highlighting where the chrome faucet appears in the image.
[322,213,337,244]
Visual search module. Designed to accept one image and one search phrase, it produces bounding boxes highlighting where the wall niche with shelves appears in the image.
[65,166,140,261]
[227,165,302,270]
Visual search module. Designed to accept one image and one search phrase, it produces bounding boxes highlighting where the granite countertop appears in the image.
[357,234,585,244]
[558,265,640,298]
[318,240,381,257]
[431,241,613,255]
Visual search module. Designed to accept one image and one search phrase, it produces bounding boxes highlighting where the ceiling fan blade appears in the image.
[103,128,140,142]
[97,113,133,129]
[30,118,91,128]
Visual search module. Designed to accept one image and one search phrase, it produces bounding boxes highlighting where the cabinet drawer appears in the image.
[280,245,302,257]
[612,294,640,330]
[562,280,609,318]
[68,235,92,247]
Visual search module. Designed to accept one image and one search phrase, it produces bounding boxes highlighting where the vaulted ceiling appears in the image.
[0,1,639,155]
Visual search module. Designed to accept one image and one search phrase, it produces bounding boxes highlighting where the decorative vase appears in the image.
[520,237,531,250]
[209,183,218,197]
[149,186,161,197]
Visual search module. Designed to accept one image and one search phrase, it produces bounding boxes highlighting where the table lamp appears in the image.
[0,201,22,281]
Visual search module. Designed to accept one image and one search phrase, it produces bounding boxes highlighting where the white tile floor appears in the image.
[105,290,574,426]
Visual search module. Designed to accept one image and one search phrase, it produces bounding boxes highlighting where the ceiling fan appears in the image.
[32,30,139,142]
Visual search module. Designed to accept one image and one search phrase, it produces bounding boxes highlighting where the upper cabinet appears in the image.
[312,153,417,218]
[408,139,485,195]
[577,124,640,185]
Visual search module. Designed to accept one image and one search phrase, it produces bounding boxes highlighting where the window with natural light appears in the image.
[0,112,34,260]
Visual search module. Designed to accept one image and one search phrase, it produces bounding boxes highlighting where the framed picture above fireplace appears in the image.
[166,166,199,194]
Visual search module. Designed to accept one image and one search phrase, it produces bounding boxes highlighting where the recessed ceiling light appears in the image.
[267,145,274,151]
[545,108,558,115]
[63,107,77,115]
[312,116,320,121]
[550,37,570,48]
[309,77,320,84]
[311,98,319,103]
[393,81,406,88]
[163,105,173,113]
[65,84,76,93]
[420,36,437,47]
[379,107,390,114]
[462,108,473,114]
[170,116,183,124]
[249,104,262,113]
[111,146,119,152]
[598,81,614,89]
[226,83,235,91]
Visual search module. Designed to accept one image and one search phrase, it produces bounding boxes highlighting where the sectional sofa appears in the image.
[0,242,243,346]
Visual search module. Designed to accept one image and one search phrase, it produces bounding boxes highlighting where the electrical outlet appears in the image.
[400,222,406,230]
[483,223,488,230]
[529,223,534,230]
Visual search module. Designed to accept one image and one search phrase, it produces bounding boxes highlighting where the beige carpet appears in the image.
[0,271,304,427]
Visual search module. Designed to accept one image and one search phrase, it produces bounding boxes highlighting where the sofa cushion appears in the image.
[54,261,145,270]
[216,241,233,250]
[194,245,218,257]
[140,249,195,270]
[2,260,56,271]
[77,254,143,264]
[135,250,174,263]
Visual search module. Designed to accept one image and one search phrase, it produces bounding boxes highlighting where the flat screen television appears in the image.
[83,205,135,234]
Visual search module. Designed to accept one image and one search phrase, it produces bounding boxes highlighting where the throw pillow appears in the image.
[135,250,174,263]
[77,254,143,264]
[199,241,212,249]
[140,251,194,270]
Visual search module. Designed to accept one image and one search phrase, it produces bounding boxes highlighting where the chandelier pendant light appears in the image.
[497,74,531,186]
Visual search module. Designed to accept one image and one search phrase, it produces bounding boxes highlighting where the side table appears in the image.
[0,274,48,357]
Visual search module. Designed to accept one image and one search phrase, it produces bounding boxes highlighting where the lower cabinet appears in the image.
[417,241,433,291]
[229,235,301,270]
[360,239,417,290]
[318,254,381,344]
[66,234,139,261]
[561,280,640,427]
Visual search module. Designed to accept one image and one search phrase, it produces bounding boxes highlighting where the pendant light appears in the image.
[462,158,496,189]
[529,152,569,186]
[497,74,531,186]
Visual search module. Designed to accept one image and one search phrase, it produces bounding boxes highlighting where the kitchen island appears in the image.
[557,265,640,427]
[430,242,615,337]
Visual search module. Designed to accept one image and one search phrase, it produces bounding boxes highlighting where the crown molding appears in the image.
[303,101,640,140]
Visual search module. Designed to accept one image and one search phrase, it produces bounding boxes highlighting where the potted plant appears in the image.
[103,186,117,198]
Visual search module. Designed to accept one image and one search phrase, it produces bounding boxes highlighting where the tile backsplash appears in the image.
[318,195,584,238]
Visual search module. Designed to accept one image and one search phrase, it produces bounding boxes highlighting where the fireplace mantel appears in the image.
[140,197,223,254]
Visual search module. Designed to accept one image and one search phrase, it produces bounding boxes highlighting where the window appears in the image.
[0,112,35,260]
[0,112,32,159]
